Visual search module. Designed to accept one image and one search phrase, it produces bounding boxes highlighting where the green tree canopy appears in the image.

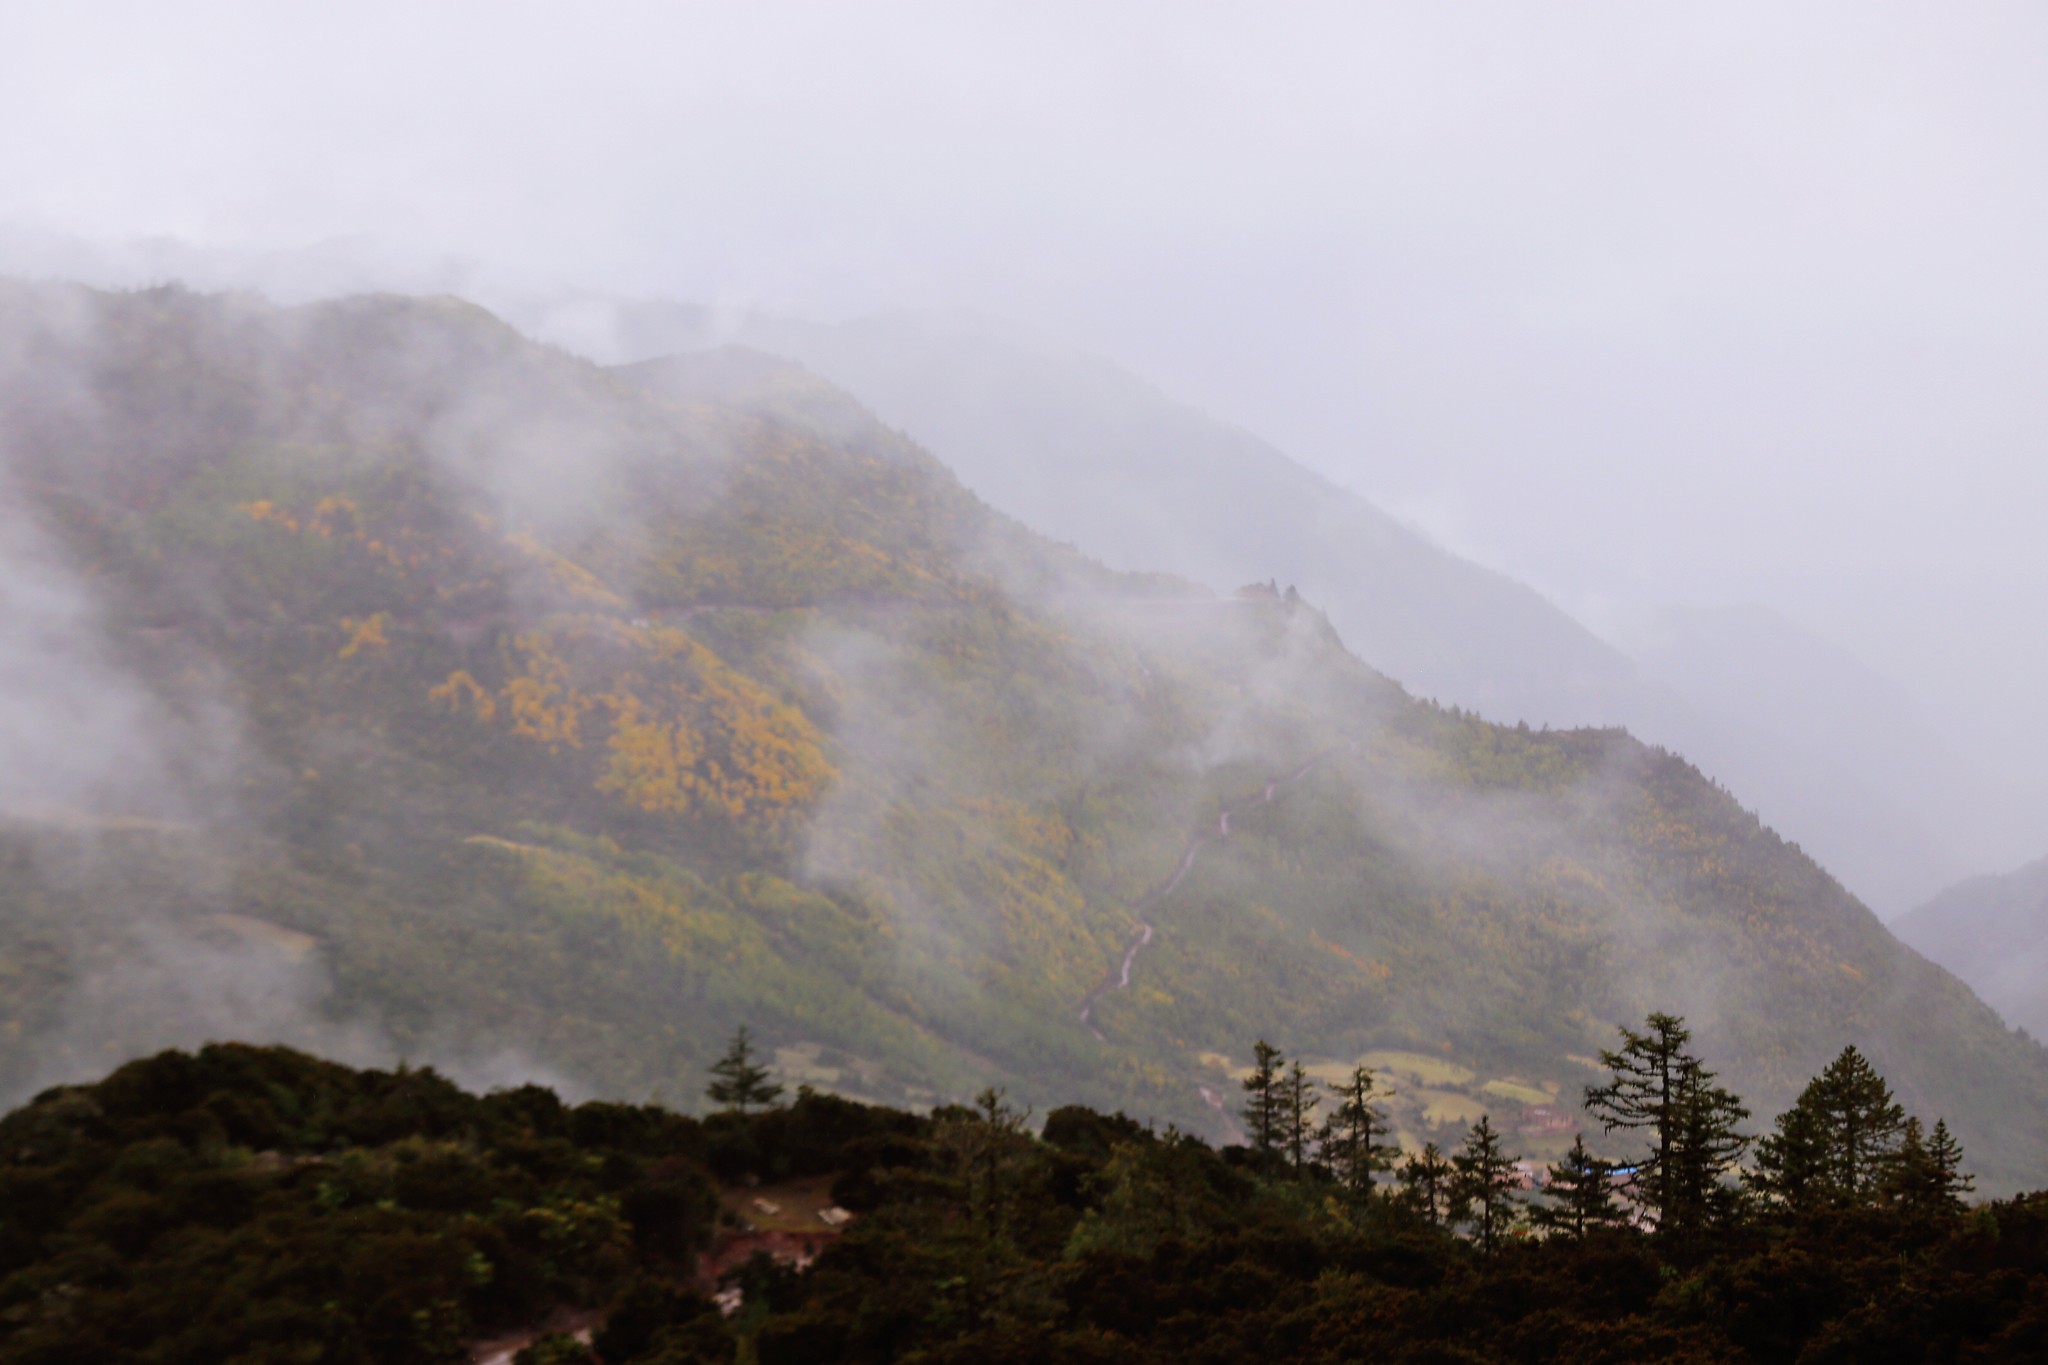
[706,1025,784,1115]
[1450,1116,1521,1255]
[1319,1065,1399,1200]
[1753,1045,1907,1212]
[1400,1142,1454,1228]
[1584,1012,1748,1238]
[1531,1133,1627,1240]
[1884,1115,1976,1216]
[1282,1059,1319,1174]
[1239,1040,1285,1160]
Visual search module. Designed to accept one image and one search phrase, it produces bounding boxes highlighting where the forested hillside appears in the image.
[705,311,1975,913]
[0,282,2041,1198]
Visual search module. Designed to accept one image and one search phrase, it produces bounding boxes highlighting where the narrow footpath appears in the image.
[1077,745,1348,1038]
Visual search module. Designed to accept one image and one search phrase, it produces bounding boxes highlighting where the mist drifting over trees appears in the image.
[1,7,2047,1361]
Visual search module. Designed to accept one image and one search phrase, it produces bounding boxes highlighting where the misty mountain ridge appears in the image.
[1613,601,1984,822]
[1602,601,1984,914]
[0,233,1997,914]
[674,308,1642,720]
[611,308,1973,914]
[1896,853,2048,1040]
[0,281,2043,1195]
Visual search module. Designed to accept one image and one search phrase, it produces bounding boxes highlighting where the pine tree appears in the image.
[1927,1118,1974,1210]
[1584,1012,1747,1237]
[1283,1059,1320,1174]
[1240,1041,1286,1160]
[1663,1058,1750,1236]
[1814,1046,1906,1200]
[1531,1134,1626,1239]
[1450,1115,1521,1255]
[1883,1116,1940,1215]
[1753,1046,1905,1211]
[1883,1117,1971,1216]
[706,1025,783,1115]
[1320,1065,1399,1199]
[1751,1091,1830,1212]
[1401,1142,1453,1227]
[1584,1012,1690,1217]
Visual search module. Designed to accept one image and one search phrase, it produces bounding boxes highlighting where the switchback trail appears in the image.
[1077,745,1351,1039]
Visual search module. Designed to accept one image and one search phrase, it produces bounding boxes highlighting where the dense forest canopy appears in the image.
[1,1040,2042,1363]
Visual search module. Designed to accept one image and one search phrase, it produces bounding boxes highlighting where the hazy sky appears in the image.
[5,2,2047,820]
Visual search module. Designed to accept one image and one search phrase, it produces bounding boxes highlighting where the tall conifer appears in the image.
[1284,1060,1320,1174]
[1583,1012,1690,1212]
[1584,1013,1747,1237]
[1532,1134,1626,1239]
[706,1025,783,1115]
[1240,1041,1286,1159]
[1928,1119,1974,1210]
[1450,1115,1521,1255]
[1401,1143,1453,1227]
[1666,1058,1750,1234]
[1754,1046,1905,1211]
[1321,1065,1399,1198]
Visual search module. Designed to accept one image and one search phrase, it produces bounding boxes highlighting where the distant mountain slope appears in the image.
[732,313,1636,722]
[1896,854,2048,1039]
[1618,603,1981,908]
[0,235,1990,911]
[1624,604,1964,794]
[699,311,1970,914]
[0,285,2042,1192]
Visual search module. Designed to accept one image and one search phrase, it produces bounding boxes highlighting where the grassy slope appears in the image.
[0,284,2041,1191]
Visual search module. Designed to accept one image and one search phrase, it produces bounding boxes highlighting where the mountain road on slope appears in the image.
[1077,746,1350,1040]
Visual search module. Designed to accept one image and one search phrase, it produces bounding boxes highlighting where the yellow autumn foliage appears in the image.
[501,632,592,751]
[336,613,390,659]
[237,493,410,569]
[449,616,832,831]
[592,624,831,824]
[597,693,702,815]
[428,669,496,722]
[237,499,301,532]
[307,496,359,538]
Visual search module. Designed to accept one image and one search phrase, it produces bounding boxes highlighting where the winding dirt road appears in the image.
[1077,746,1348,1038]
